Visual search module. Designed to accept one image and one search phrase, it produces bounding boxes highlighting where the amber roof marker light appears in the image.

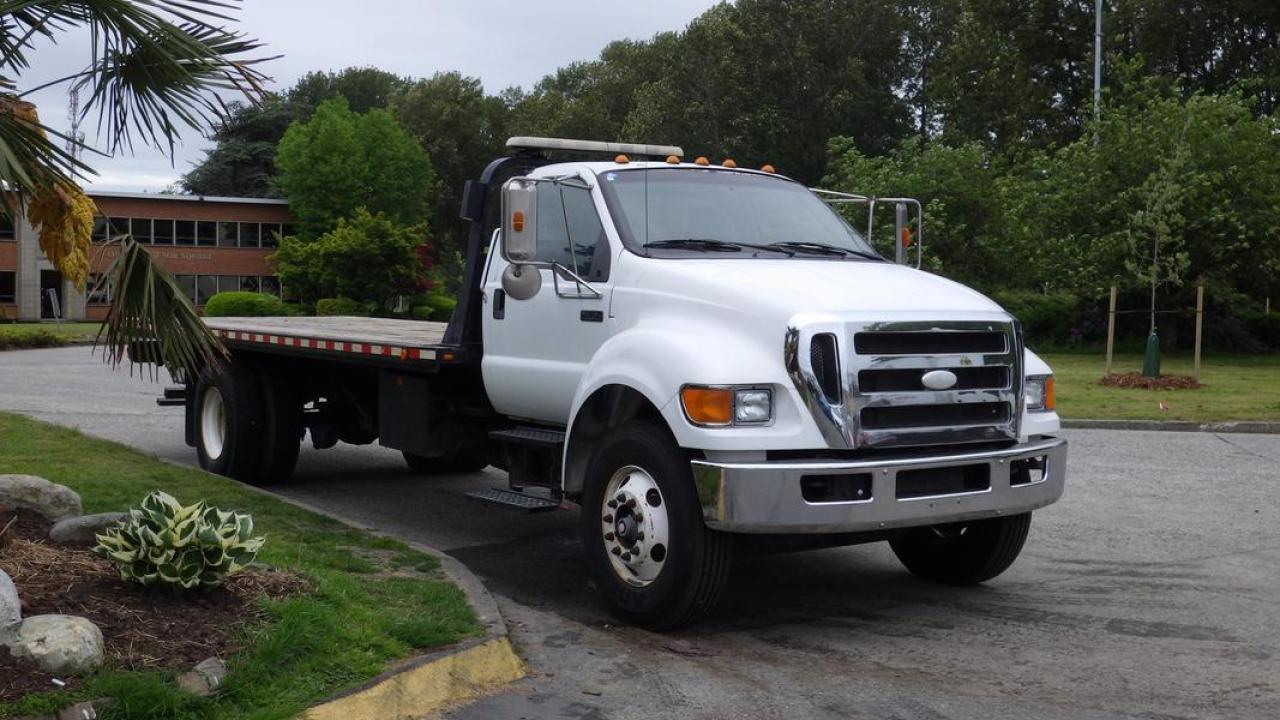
[666,155,680,164]
[694,156,710,166]
[614,154,630,164]
[721,159,737,168]
[760,164,776,174]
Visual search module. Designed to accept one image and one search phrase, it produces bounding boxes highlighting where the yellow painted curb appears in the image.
[303,637,525,720]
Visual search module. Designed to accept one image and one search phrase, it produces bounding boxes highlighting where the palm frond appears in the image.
[5,0,276,156]
[0,97,96,206]
[96,236,226,380]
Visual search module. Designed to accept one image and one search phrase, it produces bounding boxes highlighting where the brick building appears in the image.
[0,191,294,321]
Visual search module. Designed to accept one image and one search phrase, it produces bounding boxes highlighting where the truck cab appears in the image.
[183,137,1067,629]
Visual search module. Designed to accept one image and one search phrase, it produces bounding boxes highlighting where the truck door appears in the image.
[481,177,613,424]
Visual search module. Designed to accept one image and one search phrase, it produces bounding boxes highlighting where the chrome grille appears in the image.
[786,319,1023,450]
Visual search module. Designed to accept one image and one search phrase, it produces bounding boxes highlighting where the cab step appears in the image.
[464,487,561,513]
[488,427,566,449]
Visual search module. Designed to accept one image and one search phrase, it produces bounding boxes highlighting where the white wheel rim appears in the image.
[200,385,227,460]
[601,465,670,587]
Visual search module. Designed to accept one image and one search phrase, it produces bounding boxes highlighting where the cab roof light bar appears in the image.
[506,136,684,160]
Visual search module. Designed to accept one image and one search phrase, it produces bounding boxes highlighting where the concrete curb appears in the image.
[1062,419,1280,434]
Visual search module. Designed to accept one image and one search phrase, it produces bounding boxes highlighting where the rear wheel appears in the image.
[402,450,489,475]
[889,512,1032,585]
[258,372,302,483]
[581,421,732,629]
[195,362,266,483]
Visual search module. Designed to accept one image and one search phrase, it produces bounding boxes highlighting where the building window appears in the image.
[153,219,174,245]
[239,276,260,293]
[280,224,296,239]
[176,274,196,303]
[175,220,195,246]
[0,216,15,240]
[196,220,217,247]
[260,276,281,296]
[109,217,129,240]
[216,276,239,294]
[196,275,217,305]
[92,217,110,243]
[238,222,260,248]
[86,273,111,304]
[261,223,281,248]
[130,218,152,244]
[0,271,15,302]
[217,221,238,247]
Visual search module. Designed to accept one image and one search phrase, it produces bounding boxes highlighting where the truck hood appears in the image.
[621,257,1006,320]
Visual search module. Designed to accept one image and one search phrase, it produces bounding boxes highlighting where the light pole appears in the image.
[1094,0,1103,129]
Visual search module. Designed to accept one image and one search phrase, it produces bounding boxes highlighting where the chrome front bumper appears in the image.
[691,436,1067,534]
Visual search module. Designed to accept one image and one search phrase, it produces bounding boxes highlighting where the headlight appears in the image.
[1025,375,1055,412]
[681,385,773,426]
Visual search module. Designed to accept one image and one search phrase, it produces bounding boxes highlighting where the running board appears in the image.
[488,427,566,449]
[464,487,561,513]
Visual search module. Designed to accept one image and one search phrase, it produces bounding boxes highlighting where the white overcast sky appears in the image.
[23,1,721,192]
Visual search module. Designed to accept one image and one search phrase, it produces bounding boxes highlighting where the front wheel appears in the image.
[581,421,732,629]
[889,512,1032,585]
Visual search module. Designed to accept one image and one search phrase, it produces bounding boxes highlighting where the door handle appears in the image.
[580,310,604,323]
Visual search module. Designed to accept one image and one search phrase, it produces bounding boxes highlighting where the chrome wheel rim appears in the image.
[200,386,227,460]
[601,465,670,587]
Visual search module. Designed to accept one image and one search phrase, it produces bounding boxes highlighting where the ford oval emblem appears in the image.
[921,369,958,391]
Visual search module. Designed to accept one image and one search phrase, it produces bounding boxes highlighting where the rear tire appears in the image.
[258,371,302,483]
[889,512,1032,585]
[402,450,489,475]
[581,420,732,629]
[195,361,266,484]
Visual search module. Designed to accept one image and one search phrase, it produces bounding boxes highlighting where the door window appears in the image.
[535,183,610,281]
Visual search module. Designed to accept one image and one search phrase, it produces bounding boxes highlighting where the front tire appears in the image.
[195,361,266,483]
[581,421,732,629]
[889,512,1032,585]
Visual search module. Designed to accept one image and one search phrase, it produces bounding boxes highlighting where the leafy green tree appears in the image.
[274,208,427,307]
[182,96,295,197]
[183,67,408,197]
[390,72,510,248]
[275,97,435,237]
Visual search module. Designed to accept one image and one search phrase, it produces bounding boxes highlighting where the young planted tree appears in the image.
[0,0,272,374]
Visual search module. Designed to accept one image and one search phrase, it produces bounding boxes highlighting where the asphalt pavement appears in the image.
[2,346,1278,719]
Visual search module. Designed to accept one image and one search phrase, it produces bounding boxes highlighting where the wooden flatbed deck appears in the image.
[204,316,456,364]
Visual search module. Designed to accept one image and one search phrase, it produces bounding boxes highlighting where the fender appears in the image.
[560,316,830,494]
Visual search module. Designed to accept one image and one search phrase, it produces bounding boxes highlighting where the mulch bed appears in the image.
[0,509,308,703]
[1099,372,1203,390]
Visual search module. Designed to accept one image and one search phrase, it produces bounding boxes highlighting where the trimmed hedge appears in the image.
[411,292,457,322]
[204,291,285,317]
[316,297,376,317]
[0,329,67,351]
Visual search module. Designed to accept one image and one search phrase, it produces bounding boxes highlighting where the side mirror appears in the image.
[501,178,538,262]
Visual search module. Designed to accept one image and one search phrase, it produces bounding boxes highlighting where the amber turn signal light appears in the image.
[1044,376,1056,411]
[681,386,733,426]
[512,210,525,232]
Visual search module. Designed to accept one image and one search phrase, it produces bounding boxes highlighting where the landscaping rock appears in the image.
[0,570,18,628]
[49,513,126,545]
[0,475,82,520]
[0,615,104,676]
[176,656,227,696]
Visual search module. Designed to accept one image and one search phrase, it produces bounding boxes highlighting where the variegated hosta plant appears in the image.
[94,491,265,590]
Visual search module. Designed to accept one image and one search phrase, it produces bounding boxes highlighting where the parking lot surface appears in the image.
[2,346,1277,719]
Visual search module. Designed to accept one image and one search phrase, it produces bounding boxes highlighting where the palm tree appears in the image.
[0,0,273,374]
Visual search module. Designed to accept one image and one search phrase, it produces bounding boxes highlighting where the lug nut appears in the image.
[607,499,618,509]
[636,532,645,541]
[611,547,621,555]
[616,493,626,504]
[605,532,615,541]
[633,512,643,522]
[621,552,632,561]
[603,514,613,523]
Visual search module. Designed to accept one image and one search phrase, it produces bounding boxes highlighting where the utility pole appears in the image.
[66,83,85,163]
[1094,0,1103,130]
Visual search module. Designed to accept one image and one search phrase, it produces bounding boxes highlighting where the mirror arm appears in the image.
[552,262,603,299]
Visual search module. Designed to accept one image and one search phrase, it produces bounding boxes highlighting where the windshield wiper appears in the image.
[768,241,883,261]
[644,238,795,255]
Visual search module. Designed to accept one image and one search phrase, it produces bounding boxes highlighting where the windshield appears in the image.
[596,168,879,258]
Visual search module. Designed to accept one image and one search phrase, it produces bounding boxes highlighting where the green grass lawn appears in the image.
[0,322,102,349]
[0,412,479,720]
[1042,353,1280,422]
